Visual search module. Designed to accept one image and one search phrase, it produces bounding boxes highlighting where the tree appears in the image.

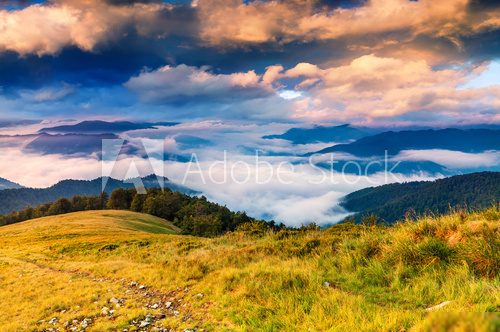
[106,189,133,210]
[130,194,146,212]
[47,198,72,215]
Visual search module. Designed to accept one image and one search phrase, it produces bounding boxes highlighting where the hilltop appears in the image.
[0,208,497,331]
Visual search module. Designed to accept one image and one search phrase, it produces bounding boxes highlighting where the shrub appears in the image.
[236,221,270,237]
[416,238,456,266]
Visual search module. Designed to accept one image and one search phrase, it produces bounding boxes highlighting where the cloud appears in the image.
[395,149,500,169]
[3,120,495,225]
[165,155,439,225]
[1,0,498,66]
[124,64,274,103]
[265,54,500,125]
[196,0,500,50]
[0,0,194,55]
[20,83,75,102]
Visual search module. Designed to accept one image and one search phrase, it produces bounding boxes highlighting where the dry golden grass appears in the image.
[0,209,498,331]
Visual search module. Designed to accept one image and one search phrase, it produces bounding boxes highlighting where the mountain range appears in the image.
[341,172,500,223]
[314,128,500,157]
[0,175,196,215]
[39,120,179,134]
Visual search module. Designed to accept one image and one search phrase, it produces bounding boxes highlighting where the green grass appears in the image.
[0,209,498,331]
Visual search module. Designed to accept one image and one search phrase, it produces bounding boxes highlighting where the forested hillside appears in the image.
[341,172,500,223]
[0,175,195,214]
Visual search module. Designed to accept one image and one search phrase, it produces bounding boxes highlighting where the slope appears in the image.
[0,209,498,331]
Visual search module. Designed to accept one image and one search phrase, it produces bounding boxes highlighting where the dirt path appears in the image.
[0,255,207,332]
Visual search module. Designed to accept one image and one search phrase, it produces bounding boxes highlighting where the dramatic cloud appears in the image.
[197,0,500,50]
[2,0,498,63]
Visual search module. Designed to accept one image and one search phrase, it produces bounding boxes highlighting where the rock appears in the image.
[130,281,138,287]
[139,321,150,328]
[323,281,331,288]
[101,306,110,316]
[139,284,146,290]
[48,317,58,325]
[151,303,159,309]
[110,297,120,304]
[173,310,180,316]
[81,317,92,329]
[195,293,204,298]
[165,301,172,308]
[425,301,452,311]
[63,321,70,327]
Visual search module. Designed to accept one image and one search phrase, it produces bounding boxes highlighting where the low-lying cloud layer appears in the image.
[1,120,488,226]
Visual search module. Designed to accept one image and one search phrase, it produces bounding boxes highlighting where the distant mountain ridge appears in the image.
[0,178,24,190]
[0,175,196,215]
[39,120,179,134]
[263,124,376,144]
[341,172,500,223]
[25,133,120,155]
[314,128,500,157]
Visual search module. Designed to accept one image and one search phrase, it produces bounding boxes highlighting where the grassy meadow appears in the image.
[0,209,498,331]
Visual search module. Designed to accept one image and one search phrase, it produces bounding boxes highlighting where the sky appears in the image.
[0,0,499,125]
[0,0,499,225]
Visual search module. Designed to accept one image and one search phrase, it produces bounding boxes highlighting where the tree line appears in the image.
[0,188,284,237]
